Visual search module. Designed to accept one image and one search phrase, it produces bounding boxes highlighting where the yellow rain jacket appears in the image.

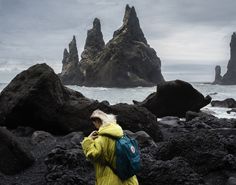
[82,123,139,185]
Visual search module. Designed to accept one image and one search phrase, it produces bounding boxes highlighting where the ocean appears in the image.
[1,82,235,119]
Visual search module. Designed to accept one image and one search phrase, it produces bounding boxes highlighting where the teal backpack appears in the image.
[104,134,141,180]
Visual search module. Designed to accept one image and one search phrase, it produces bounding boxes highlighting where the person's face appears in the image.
[92,119,102,129]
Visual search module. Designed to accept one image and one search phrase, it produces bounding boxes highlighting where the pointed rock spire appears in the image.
[68,35,79,63]
[113,4,147,44]
[221,32,236,84]
[213,65,222,84]
[84,18,104,53]
[61,48,69,73]
[81,18,105,61]
[60,36,79,78]
[62,49,69,64]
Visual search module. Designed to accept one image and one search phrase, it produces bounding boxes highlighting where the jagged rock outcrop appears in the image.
[59,36,82,84]
[59,5,164,87]
[81,18,105,63]
[213,65,222,84]
[133,80,212,117]
[213,32,236,85]
[78,18,105,81]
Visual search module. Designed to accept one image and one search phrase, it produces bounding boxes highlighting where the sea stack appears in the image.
[79,18,105,78]
[81,18,105,62]
[59,5,165,87]
[213,65,222,84]
[59,36,82,84]
[213,32,236,85]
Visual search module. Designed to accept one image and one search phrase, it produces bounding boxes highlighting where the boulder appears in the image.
[228,108,236,114]
[31,131,55,145]
[139,156,205,185]
[185,111,236,128]
[153,130,231,175]
[227,177,236,185]
[124,130,156,147]
[108,103,163,141]
[0,127,34,175]
[45,145,94,185]
[211,98,236,108]
[134,80,212,117]
[0,63,85,134]
[0,63,162,141]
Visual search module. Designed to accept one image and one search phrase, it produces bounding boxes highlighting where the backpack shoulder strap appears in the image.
[98,133,119,175]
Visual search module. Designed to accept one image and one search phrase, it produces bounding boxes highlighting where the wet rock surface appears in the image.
[211,98,236,108]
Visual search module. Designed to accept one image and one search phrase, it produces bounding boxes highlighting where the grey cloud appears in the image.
[0,0,235,82]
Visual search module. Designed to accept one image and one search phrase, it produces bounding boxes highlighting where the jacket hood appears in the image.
[90,109,117,127]
[98,123,123,138]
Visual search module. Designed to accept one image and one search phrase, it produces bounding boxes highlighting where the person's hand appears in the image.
[88,131,98,140]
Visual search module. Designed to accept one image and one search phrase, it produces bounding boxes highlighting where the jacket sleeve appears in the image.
[81,136,103,161]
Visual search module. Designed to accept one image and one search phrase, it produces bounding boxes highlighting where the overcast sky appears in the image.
[0,0,236,82]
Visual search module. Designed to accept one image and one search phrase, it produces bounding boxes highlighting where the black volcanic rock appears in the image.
[84,5,164,87]
[2,112,236,184]
[59,36,82,84]
[78,18,105,82]
[222,32,236,84]
[0,63,86,134]
[214,32,236,85]
[113,5,148,44]
[109,103,163,142]
[133,80,212,118]
[81,18,105,62]
[0,127,34,175]
[45,144,94,185]
[0,63,162,141]
[213,65,222,84]
[211,98,236,108]
[154,130,233,175]
[59,5,164,87]
[139,157,205,185]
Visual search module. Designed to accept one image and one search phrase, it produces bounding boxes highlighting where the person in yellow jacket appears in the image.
[81,109,139,185]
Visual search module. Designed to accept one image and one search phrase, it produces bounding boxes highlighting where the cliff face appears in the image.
[59,5,164,87]
[213,32,236,85]
[222,32,236,84]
